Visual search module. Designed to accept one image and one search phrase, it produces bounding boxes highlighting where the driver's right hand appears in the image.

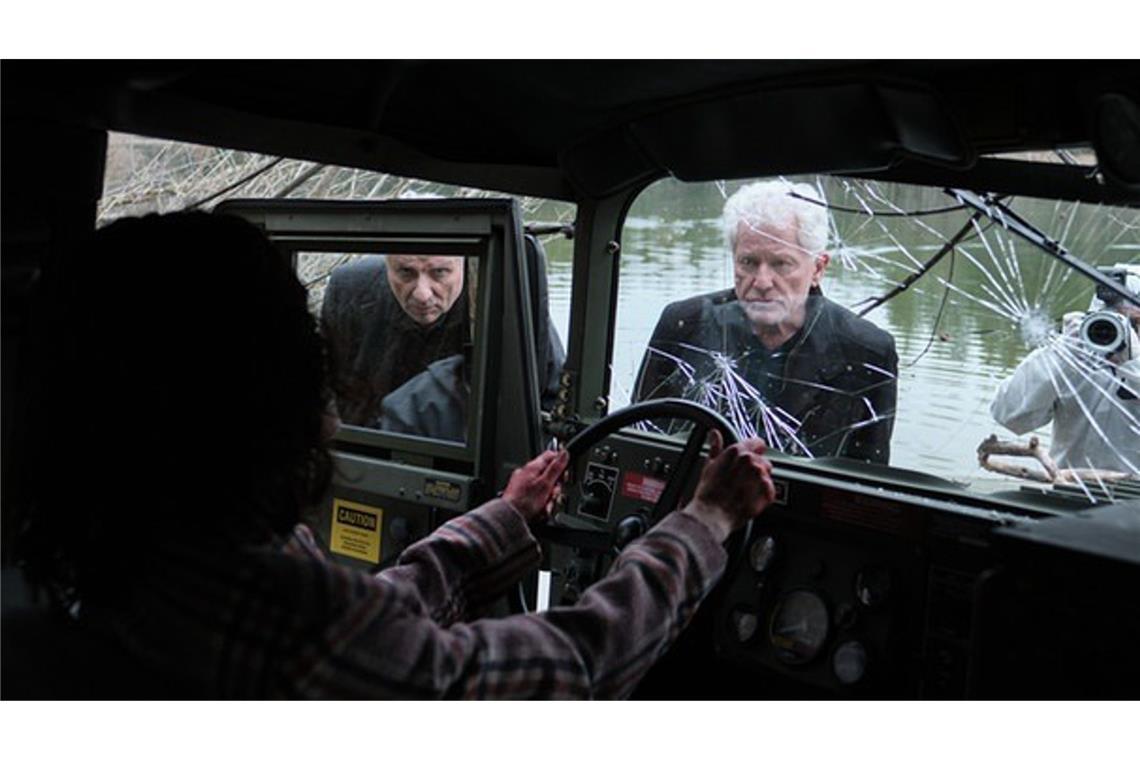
[682,431,777,544]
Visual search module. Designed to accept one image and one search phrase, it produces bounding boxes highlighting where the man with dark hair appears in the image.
[322,242,564,431]
[14,212,778,699]
[320,254,470,427]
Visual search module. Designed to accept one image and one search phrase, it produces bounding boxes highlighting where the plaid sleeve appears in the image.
[281,523,326,561]
[287,508,726,699]
[375,498,541,627]
[482,509,727,699]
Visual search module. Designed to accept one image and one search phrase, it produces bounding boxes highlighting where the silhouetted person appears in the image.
[15,212,778,698]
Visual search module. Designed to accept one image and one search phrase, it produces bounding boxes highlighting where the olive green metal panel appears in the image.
[562,189,646,423]
[215,197,546,565]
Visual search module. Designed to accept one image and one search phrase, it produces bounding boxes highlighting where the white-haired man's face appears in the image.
[732,219,829,345]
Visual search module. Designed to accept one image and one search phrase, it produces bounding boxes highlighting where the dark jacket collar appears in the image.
[713,287,826,359]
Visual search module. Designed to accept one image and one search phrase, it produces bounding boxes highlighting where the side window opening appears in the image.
[101,132,577,452]
[301,250,478,442]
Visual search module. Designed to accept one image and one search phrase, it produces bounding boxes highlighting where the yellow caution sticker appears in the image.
[329,498,384,563]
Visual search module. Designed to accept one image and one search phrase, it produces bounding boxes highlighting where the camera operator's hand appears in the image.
[1117,357,1140,400]
[1109,322,1140,366]
[682,431,777,544]
[1062,311,1084,340]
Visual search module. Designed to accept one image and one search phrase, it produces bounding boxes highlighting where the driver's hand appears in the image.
[502,449,570,524]
[682,431,777,544]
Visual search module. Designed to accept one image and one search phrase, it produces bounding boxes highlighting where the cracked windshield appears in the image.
[605,175,1140,501]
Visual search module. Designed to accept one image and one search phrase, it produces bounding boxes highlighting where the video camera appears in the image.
[1080,264,1140,357]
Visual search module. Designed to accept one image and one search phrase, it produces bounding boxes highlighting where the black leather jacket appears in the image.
[634,289,898,464]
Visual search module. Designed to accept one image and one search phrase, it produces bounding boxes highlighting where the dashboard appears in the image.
[310,429,1140,698]
[544,430,1140,698]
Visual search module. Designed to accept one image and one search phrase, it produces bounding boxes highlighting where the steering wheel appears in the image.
[524,399,753,608]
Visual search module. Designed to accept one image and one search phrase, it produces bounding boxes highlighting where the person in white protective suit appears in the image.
[991,265,1140,477]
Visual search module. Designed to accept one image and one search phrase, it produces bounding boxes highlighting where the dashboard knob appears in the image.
[613,514,648,549]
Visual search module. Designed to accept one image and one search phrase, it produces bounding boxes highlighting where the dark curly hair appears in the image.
[19,212,332,606]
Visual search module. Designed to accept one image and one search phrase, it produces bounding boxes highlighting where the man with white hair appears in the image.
[635,180,898,464]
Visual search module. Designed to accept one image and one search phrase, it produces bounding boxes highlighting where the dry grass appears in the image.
[99,132,573,305]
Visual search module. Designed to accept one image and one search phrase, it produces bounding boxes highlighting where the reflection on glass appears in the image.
[615,175,1140,498]
[299,252,474,442]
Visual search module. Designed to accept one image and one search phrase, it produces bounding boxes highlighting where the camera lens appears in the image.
[1080,311,1126,355]
[1086,318,1119,347]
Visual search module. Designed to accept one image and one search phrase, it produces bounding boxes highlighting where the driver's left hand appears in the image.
[502,449,570,523]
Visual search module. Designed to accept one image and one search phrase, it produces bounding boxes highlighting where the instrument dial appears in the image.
[769,590,830,665]
[832,640,868,685]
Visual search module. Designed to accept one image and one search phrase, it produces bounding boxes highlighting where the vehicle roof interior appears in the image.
[6,60,1140,202]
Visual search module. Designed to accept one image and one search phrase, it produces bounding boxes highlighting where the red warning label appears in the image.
[620,472,667,504]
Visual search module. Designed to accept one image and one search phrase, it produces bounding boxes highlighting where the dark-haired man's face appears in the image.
[386,255,465,326]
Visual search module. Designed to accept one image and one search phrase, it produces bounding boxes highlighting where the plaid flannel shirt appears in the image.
[89,498,727,698]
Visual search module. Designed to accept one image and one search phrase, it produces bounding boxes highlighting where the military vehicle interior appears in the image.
[3,61,1140,699]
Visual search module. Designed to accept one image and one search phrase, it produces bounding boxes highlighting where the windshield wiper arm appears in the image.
[947,188,1140,309]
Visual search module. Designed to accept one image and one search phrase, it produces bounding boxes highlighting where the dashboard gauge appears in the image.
[769,590,830,665]
[730,609,760,644]
[832,640,868,685]
[855,566,893,608]
[748,535,777,573]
